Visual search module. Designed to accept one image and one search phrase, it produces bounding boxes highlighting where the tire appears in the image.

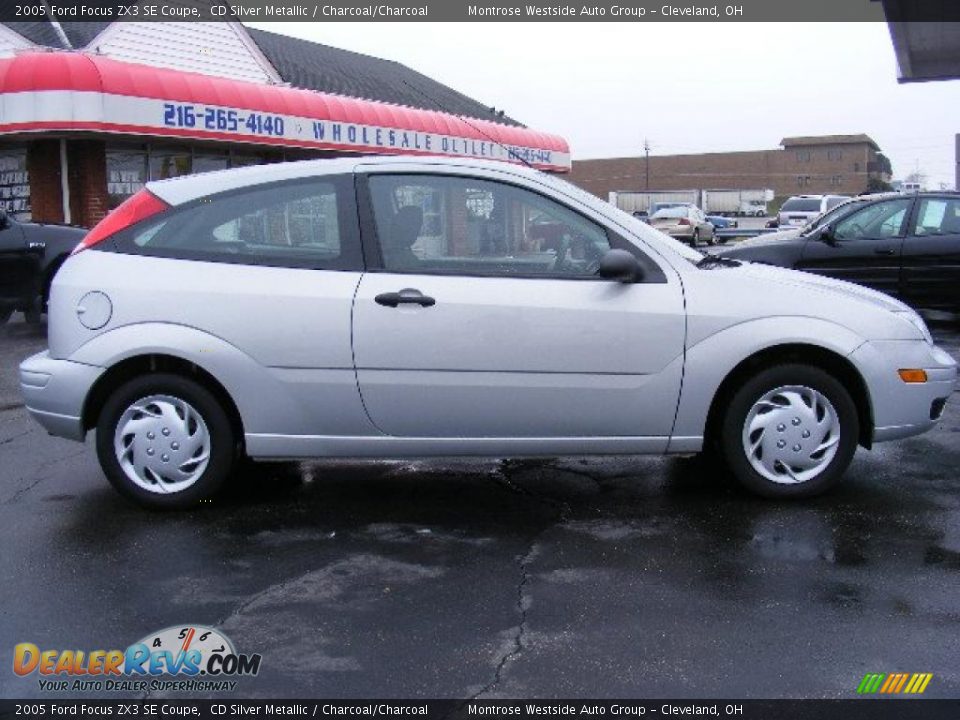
[718,364,859,499]
[95,373,237,509]
[706,231,717,246]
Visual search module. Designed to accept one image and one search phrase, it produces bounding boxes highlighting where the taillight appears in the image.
[678,218,692,226]
[72,190,170,254]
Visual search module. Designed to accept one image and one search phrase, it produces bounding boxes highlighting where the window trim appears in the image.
[356,172,667,284]
[105,174,364,272]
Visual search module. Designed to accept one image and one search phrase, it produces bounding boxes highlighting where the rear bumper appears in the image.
[849,340,957,443]
[19,350,104,441]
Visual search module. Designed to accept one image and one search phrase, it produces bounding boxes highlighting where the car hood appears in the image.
[722,228,803,248]
[682,259,922,346]
[730,260,912,315]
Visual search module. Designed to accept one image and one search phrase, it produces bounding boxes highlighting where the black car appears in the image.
[716,192,960,312]
[0,209,86,324]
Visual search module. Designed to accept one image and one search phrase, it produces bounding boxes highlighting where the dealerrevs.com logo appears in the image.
[13,625,261,693]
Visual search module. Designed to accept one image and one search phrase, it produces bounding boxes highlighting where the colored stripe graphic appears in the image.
[858,673,932,694]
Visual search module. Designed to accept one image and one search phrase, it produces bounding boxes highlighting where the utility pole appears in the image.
[643,138,651,190]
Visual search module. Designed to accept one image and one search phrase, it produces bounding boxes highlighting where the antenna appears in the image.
[399,80,535,170]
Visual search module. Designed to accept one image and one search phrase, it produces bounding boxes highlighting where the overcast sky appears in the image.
[250,22,958,189]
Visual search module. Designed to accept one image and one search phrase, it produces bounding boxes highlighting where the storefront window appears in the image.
[0,146,31,221]
[193,152,230,174]
[104,144,283,209]
[106,145,148,210]
[150,146,192,181]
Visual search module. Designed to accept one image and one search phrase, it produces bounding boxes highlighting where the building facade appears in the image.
[568,135,893,203]
[0,16,568,228]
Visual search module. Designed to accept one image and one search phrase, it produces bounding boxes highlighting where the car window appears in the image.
[833,199,911,240]
[911,198,960,237]
[781,198,822,213]
[115,178,360,270]
[368,174,611,278]
[651,207,688,219]
[825,196,849,210]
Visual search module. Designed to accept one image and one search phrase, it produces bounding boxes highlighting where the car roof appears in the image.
[146,155,545,206]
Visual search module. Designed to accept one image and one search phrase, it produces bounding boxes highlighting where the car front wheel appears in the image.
[95,373,237,509]
[719,364,859,498]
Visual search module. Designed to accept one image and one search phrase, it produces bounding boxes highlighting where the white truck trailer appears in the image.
[701,189,774,217]
[608,190,701,216]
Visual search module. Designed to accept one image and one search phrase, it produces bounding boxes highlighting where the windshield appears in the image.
[781,197,822,213]
[514,169,705,264]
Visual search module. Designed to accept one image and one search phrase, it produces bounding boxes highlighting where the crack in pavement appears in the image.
[461,460,573,703]
[3,448,87,504]
[0,428,32,446]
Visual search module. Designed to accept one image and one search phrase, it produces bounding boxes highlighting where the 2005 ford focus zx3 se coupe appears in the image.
[20,157,957,508]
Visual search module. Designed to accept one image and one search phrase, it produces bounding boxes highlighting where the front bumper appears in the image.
[849,340,957,443]
[19,350,104,441]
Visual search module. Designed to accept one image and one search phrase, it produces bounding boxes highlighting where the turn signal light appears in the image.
[898,369,928,384]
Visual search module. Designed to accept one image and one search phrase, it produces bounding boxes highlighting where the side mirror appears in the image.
[598,249,642,283]
[820,226,839,246]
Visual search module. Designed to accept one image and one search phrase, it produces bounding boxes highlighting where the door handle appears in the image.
[375,292,436,308]
[873,248,896,256]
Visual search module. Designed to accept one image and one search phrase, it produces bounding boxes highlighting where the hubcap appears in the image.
[741,385,840,484]
[113,395,210,494]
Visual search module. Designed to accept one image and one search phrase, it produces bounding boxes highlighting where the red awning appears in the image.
[0,52,570,171]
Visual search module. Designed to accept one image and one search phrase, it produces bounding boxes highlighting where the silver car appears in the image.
[649,205,716,246]
[19,157,956,508]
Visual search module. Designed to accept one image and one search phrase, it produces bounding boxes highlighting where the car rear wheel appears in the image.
[719,364,859,498]
[95,373,237,509]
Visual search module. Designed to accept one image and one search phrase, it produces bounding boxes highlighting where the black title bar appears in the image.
[5,0,959,23]
[2,700,960,720]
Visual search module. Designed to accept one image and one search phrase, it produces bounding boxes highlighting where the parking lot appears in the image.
[1,314,959,699]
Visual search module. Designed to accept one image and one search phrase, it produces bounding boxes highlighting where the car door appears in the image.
[351,170,686,444]
[900,196,960,311]
[796,197,912,297]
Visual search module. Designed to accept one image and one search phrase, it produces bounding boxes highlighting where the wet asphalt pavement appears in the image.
[1,315,959,700]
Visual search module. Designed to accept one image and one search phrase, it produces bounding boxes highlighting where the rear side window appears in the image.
[911,198,960,237]
[111,176,361,270]
[781,198,822,213]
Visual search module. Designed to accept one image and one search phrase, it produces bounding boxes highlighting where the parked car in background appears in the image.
[0,209,85,324]
[21,157,956,509]
[706,215,738,230]
[778,195,850,229]
[717,192,960,312]
[650,205,716,246]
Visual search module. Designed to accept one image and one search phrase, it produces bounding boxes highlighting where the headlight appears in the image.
[896,311,933,344]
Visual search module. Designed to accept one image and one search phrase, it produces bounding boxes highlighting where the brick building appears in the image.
[568,135,893,203]
[0,15,568,228]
